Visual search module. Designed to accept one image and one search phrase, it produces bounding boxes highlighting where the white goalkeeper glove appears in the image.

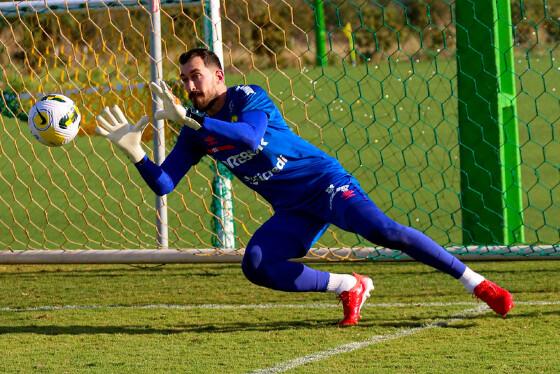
[95,105,150,163]
[150,80,203,131]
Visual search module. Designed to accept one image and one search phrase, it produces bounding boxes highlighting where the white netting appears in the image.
[0,1,557,262]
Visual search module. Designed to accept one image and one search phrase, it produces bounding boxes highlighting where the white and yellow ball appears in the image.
[28,94,81,147]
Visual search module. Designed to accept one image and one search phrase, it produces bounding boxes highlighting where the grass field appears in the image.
[0,260,558,373]
[0,9,558,374]
[0,53,558,251]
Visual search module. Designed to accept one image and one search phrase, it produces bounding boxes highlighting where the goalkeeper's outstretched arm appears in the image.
[96,106,204,196]
[134,126,204,196]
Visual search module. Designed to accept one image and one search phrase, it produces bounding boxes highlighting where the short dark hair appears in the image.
[179,48,222,70]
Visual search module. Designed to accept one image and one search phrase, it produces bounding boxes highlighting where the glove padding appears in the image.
[95,105,149,163]
[150,80,203,131]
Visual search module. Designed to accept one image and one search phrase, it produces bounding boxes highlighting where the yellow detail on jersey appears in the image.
[33,109,51,131]
[231,115,238,122]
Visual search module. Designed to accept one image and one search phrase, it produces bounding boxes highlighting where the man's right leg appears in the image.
[242,210,374,325]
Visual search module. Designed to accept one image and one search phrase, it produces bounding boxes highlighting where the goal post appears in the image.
[148,0,168,250]
[0,0,558,263]
[456,0,524,245]
[204,0,236,251]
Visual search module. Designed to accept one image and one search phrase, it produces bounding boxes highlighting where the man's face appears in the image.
[180,56,222,111]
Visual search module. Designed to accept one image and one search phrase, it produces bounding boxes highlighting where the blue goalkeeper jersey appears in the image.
[138,84,348,210]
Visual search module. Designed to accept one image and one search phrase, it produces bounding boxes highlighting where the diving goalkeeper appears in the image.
[95,48,513,326]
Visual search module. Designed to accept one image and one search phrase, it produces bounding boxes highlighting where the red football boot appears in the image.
[338,273,374,326]
[474,279,514,317]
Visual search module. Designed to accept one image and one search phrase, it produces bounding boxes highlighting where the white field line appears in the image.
[250,300,560,374]
[1,301,558,373]
[249,305,491,374]
[0,300,558,313]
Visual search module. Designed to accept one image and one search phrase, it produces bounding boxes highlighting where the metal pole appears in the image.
[0,0,188,16]
[456,0,524,245]
[0,246,557,264]
[204,0,235,250]
[495,0,524,244]
[314,0,327,67]
[209,0,224,65]
[342,22,356,66]
[149,0,168,249]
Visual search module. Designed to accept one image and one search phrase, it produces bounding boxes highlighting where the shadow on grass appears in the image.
[0,325,188,335]
[1,306,521,335]
[507,309,560,318]
[376,320,478,329]
[0,319,395,335]
[376,267,560,277]
[0,269,226,278]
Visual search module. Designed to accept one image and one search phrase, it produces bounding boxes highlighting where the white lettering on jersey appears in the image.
[236,85,255,96]
[225,138,269,168]
[243,155,288,185]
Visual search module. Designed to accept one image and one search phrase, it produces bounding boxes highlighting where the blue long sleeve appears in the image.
[135,127,205,196]
[134,110,267,196]
[202,110,268,151]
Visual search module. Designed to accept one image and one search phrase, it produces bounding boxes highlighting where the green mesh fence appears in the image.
[0,0,557,260]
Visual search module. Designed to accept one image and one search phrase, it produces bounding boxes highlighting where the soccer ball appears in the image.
[28,94,81,147]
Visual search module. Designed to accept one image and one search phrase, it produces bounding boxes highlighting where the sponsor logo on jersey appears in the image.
[203,135,236,154]
[325,183,355,209]
[204,135,219,146]
[341,189,356,200]
[207,145,236,154]
[243,155,288,185]
[225,138,269,168]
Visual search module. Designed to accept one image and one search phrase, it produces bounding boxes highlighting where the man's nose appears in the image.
[185,80,196,92]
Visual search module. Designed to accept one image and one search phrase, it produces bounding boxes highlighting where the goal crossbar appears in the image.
[0,0,192,16]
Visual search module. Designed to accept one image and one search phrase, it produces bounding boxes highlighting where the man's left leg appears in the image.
[324,177,513,317]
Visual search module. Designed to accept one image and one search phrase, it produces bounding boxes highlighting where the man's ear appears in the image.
[215,68,225,83]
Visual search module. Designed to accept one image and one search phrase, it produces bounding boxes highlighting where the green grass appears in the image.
[0,52,558,250]
[0,260,558,373]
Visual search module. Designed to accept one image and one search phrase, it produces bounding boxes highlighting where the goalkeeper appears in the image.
[96,48,513,326]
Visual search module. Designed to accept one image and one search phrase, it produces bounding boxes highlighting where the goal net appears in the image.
[0,0,558,263]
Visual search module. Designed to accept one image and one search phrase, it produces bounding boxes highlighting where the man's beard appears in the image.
[191,91,218,113]
[190,94,205,110]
